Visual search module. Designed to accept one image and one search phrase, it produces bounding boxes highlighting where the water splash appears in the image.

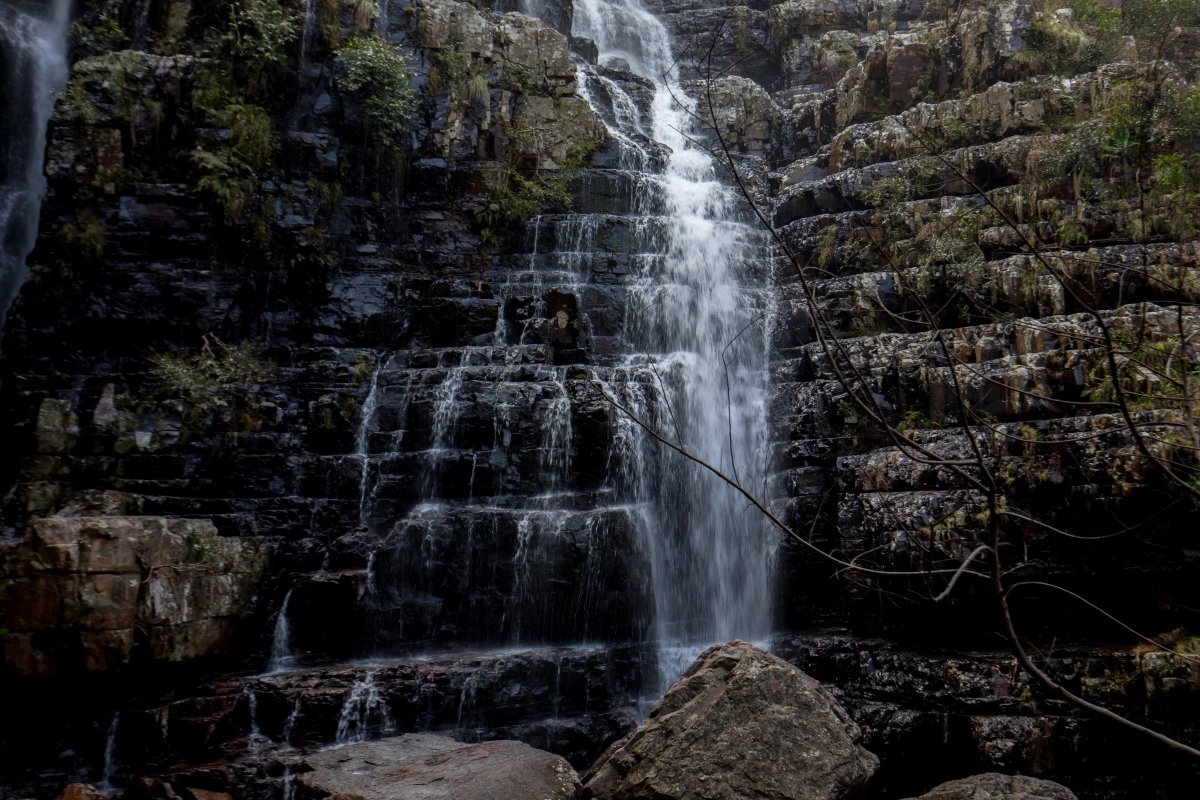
[335,672,395,745]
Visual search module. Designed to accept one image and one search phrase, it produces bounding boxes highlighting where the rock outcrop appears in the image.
[578,640,878,800]
[901,773,1077,800]
[0,516,268,675]
[297,734,580,800]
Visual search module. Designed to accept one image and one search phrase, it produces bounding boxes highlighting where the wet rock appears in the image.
[689,76,782,158]
[297,734,580,799]
[54,785,106,800]
[578,640,879,800]
[900,773,1077,800]
[514,95,609,169]
[0,517,269,675]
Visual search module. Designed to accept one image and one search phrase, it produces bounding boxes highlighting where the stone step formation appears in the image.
[1,0,1199,798]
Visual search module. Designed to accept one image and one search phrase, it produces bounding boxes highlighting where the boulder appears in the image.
[297,734,580,799]
[900,774,1077,800]
[578,640,879,800]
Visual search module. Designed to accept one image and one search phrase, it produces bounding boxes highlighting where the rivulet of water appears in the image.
[268,587,296,673]
[97,712,119,795]
[334,672,395,745]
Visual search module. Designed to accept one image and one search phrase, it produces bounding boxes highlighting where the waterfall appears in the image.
[98,712,119,794]
[574,0,774,681]
[282,696,303,745]
[0,0,72,339]
[356,359,384,525]
[335,671,395,745]
[356,0,772,689]
[268,587,295,673]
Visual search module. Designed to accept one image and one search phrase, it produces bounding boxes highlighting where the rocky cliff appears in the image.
[1,0,1199,798]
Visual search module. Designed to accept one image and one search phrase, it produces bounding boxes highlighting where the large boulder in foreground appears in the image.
[901,774,1077,800]
[297,734,579,799]
[578,640,879,799]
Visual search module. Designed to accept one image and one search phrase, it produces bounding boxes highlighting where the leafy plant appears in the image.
[58,218,106,261]
[475,110,601,242]
[895,410,939,433]
[69,13,129,58]
[1147,152,1200,242]
[149,338,274,421]
[337,34,416,150]
[192,103,276,241]
[224,0,301,98]
[1084,326,1200,412]
[432,49,490,103]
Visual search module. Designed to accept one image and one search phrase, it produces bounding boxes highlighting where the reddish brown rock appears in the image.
[0,517,269,675]
[54,784,107,800]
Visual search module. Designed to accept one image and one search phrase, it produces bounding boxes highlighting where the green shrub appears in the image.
[150,339,274,420]
[337,34,416,150]
[476,110,601,242]
[895,410,939,433]
[192,103,276,233]
[432,49,490,103]
[69,13,129,58]
[1148,152,1200,241]
[224,0,301,97]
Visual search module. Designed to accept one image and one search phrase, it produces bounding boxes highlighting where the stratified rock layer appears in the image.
[0,516,268,675]
[579,640,879,800]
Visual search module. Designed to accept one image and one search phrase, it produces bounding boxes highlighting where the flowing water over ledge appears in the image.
[262,0,780,696]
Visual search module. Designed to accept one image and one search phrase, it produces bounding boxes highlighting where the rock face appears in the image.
[901,774,1077,800]
[0,516,268,675]
[297,734,580,800]
[2,0,1200,797]
[579,641,878,800]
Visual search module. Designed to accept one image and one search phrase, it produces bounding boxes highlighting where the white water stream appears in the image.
[0,0,72,339]
[574,0,774,680]
[352,0,775,692]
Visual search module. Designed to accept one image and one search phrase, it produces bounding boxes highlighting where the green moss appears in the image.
[476,108,602,242]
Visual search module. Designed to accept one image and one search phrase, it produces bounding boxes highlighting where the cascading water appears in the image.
[574,0,775,680]
[97,712,119,794]
[0,0,72,339]
[335,672,395,745]
[354,0,772,693]
[268,587,296,673]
